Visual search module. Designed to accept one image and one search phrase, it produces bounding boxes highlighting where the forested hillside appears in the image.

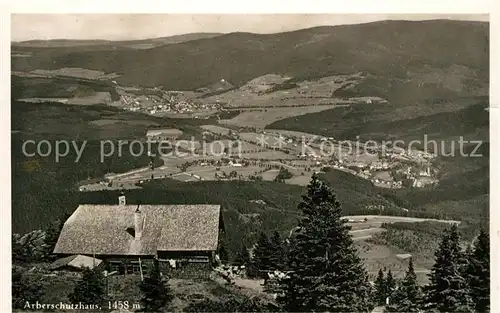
[12,20,488,92]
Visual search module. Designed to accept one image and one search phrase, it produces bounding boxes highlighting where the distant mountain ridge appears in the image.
[12,20,488,93]
[12,32,223,49]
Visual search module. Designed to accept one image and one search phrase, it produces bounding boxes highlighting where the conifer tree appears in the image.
[252,232,274,277]
[425,224,474,312]
[278,174,372,312]
[218,244,229,263]
[217,234,229,263]
[269,231,285,270]
[387,258,422,312]
[246,258,260,279]
[43,217,66,260]
[12,266,44,309]
[360,273,376,310]
[374,269,386,305]
[385,269,396,303]
[69,267,107,306]
[139,260,174,312]
[466,229,490,312]
[234,243,251,267]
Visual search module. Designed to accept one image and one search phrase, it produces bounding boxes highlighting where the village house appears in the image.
[419,166,432,177]
[53,196,224,278]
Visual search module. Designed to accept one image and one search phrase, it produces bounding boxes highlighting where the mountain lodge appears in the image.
[53,196,224,277]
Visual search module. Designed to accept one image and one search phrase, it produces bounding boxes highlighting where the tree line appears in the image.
[372,225,489,313]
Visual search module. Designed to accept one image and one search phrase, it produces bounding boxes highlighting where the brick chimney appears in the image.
[134,205,143,240]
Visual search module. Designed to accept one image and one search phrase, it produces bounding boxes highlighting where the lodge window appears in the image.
[130,261,141,274]
[109,261,122,273]
[188,257,209,263]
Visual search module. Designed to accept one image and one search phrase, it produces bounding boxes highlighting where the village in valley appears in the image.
[78,74,440,194]
[79,123,439,193]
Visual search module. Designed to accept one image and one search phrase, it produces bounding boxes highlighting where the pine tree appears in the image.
[69,267,107,306]
[218,244,229,263]
[139,260,174,312]
[12,234,28,264]
[374,269,386,305]
[12,266,44,309]
[269,231,285,270]
[387,258,422,312]
[246,258,260,279]
[252,232,274,278]
[360,273,376,310]
[425,224,474,312]
[217,233,229,264]
[385,269,396,303]
[43,217,66,260]
[184,294,269,312]
[278,174,372,312]
[234,244,251,267]
[466,229,490,312]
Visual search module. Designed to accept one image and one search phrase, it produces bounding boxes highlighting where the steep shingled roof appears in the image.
[53,204,221,256]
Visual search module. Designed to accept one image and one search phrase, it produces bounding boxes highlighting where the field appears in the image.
[265,129,323,141]
[219,105,340,128]
[238,132,305,153]
[356,241,430,284]
[194,139,235,155]
[284,173,314,186]
[200,124,232,135]
[260,169,280,181]
[364,220,484,279]
[237,73,291,94]
[18,92,114,105]
[202,73,359,108]
[89,119,160,127]
[344,215,460,225]
[16,98,69,104]
[158,110,219,119]
[234,142,266,155]
[240,150,296,160]
[30,68,120,80]
[172,165,265,182]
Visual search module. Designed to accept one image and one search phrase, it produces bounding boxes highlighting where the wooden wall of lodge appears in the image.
[102,251,215,278]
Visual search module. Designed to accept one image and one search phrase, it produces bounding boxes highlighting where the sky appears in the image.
[11,14,489,42]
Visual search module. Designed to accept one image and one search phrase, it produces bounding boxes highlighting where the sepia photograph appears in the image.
[10,12,490,312]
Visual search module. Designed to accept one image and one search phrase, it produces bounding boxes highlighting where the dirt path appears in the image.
[232,278,265,294]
